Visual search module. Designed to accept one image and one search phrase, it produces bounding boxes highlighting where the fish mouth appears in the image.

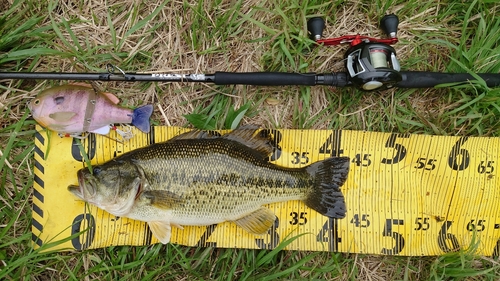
[68,170,85,200]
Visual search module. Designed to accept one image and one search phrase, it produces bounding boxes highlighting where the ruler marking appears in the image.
[34,126,500,255]
[325,129,342,252]
[443,137,472,252]
[467,138,489,242]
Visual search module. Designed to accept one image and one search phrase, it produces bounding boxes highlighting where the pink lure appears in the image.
[28,84,153,135]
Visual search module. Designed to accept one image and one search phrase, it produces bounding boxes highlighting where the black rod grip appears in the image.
[397,71,500,88]
[213,72,317,86]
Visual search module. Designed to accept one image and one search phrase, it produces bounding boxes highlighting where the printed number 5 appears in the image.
[381,219,405,255]
[381,134,409,165]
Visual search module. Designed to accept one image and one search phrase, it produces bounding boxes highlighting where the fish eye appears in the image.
[92,167,102,175]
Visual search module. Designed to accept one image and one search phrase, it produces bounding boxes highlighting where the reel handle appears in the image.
[380,14,399,38]
[307,17,325,40]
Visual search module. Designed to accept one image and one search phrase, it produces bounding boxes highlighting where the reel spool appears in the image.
[345,43,401,90]
[308,14,402,91]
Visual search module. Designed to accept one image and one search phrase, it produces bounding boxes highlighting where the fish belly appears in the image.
[169,184,304,226]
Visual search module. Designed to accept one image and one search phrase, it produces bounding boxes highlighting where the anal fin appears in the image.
[233,207,276,235]
[148,221,172,244]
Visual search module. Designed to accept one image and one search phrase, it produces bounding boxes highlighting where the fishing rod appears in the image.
[1,14,499,91]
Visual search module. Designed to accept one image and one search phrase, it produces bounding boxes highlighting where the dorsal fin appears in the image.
[169,125,275,159]
[169,129,219,141]
[222,125,274,158]
[68,82,93,88]
[68,83,120,104]
[102,92,120,104]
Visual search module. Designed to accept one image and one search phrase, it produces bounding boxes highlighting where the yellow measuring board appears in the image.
[32,125,500,256]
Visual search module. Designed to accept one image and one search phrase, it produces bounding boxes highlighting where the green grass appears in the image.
[2,0,500,280]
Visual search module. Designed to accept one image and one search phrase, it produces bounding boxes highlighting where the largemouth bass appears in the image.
[68,126,350,244]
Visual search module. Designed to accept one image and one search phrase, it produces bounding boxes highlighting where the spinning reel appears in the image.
[308,14,402,91]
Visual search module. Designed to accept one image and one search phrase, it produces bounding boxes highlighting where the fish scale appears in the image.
[133,140,311,219]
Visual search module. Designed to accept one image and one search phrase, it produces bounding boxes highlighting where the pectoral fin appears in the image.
[148,221,172,244]
[233,207,276,235]
[141,190,184,209]
[48,112,76,122]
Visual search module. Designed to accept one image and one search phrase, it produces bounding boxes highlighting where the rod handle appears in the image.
[214,72,317,86]
[397,71,500,88]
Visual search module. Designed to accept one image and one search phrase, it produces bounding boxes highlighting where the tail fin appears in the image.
[132,105,153,133]
[304,157,350,219]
